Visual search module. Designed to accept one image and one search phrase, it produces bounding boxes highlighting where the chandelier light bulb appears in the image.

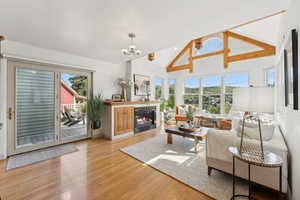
[129,45,136,51]
[122,49,129,55]
[122,33,142,56]
[135,50,142,56]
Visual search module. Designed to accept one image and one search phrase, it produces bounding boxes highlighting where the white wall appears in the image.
[0,40,125,159]
[276,0,300,199]
[129,46,178,101]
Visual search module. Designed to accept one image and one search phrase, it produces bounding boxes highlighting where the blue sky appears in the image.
[185,73,249,88]
[154,77,163,86]
[61,74,74,86]
[267,68,275,84]
[196,39,223,55]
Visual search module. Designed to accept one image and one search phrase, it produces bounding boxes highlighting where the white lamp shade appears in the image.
[232,87,274,113]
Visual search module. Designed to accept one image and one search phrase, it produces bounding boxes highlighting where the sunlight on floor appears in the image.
[145,153,192,165]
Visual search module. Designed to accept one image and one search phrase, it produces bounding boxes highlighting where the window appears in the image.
[224,73,249,114]
[154,77,163,100]
[266,68,275,87]
[168,79,175,107]
[184,77,200,107]
[202,76,221,114]
[195,38,224,56]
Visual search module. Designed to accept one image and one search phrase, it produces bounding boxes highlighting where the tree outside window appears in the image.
[154,77,163,100]
[202,76,221,114]
[168,79,175,108]
[184,77,200,108]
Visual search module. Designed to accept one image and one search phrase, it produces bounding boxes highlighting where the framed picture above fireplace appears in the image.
[284,28,298,110]
[134,74,150,96]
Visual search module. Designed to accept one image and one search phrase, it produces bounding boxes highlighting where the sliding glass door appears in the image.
[7,60,92,155]
[60,72,89,141]
[15,68,56,147]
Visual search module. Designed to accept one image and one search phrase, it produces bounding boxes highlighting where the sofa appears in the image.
[206,120,288,192]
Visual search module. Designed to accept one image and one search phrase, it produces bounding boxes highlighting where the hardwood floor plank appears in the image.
[0,127,277,200]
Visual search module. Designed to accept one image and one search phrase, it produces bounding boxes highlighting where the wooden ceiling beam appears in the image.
[166,64,192,72]
[227,49,275,63]
[227,31,275,50]
[167,41,193,68]
[166,41,193,72]
[188,41,194,73]
[167,25,277,72]
[223,32,229,68]
[192,49,230,60]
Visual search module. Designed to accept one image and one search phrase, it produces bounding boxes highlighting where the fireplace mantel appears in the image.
[102,101,160,140]
[104,101,160,106]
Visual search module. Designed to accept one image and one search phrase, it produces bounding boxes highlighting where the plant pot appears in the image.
[92,120,101,129]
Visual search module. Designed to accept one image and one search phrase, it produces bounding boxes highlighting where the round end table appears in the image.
[228,146,283,200]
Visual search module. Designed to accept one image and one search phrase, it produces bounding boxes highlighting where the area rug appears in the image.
[121,134,247,200]
[6,143,78,170]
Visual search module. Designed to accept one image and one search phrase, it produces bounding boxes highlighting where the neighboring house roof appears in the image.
[61,80,87,101]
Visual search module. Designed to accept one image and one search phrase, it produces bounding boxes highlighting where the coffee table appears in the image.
[165,126,207,152]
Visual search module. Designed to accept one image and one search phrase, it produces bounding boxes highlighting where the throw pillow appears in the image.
[236,118,274,141]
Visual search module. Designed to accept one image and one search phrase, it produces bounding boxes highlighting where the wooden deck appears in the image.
[0,126,279,200]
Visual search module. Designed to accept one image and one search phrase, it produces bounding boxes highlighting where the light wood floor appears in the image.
[0,127,279,200]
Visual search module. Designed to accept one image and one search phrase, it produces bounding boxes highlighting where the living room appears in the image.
[0,0,299,200]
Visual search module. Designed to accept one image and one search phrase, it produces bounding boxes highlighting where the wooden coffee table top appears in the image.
[165,126,207,140]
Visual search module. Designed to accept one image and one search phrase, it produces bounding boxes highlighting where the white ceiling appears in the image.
[0,0,288,64]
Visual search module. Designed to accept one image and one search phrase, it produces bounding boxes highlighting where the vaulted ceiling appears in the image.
[0,0,289,64]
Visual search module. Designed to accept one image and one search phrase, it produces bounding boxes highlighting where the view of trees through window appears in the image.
[168,79,175,108]
[184,77,200,107]
[266,68,275,87]
[154,77,163,100]
[182,73,249,114]
[202,76,221,114]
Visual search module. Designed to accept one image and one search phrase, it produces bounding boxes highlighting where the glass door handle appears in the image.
[8,107,14,120]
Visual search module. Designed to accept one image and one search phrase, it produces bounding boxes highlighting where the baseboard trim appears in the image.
[0,153,6,160]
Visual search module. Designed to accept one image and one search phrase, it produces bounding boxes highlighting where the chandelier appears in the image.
[122,33,142,56]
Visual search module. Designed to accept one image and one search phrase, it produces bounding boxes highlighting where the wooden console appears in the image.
[102,101,160,140]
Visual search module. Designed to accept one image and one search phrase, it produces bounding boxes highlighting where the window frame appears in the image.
[168,79,176,97]
[201,75,222,114]
[265,67,275,87]
[183,77,201,108]
[154,77,164,100]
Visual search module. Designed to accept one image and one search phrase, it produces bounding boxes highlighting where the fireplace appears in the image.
[134,106,156,133]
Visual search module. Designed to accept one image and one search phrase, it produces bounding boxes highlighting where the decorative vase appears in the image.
[186,113,193,119]
[122,87,127,101]
[92,120,101,129]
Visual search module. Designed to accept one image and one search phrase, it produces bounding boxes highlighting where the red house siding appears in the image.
[61,84,74,105]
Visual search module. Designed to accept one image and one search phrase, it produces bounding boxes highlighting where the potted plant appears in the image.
[160,98,175,123]
[87,94,104,129]
[184,105,196,119]
[80,103,87,125]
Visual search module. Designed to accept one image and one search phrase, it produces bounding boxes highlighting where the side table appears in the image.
[228,146,283,200]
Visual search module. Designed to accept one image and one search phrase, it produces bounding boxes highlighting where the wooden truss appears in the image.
[166,31,275,73]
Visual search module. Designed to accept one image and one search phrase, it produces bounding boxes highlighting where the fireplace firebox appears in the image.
[134,106,156,133]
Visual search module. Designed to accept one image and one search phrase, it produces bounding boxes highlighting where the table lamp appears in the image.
[232,87,274,160]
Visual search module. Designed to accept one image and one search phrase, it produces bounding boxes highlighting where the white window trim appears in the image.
[154,77,164,100]
[264,67,275,87]
[168,79,176,98]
